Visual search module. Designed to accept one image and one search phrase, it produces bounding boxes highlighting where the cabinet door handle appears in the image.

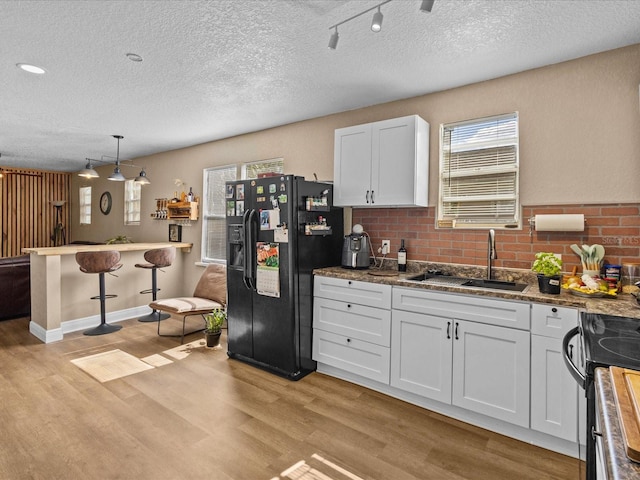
[446,321,451,339]
[370,190,375,204]
[455,322,459,340]
[347,304,351,308]
[569,344,574,360]
[552,307,558,313]
[365,190,370,204]
[346,338,351,343]
[591,426,602,439]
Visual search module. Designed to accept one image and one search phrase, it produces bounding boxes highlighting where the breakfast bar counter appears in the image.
[23,242,193,343]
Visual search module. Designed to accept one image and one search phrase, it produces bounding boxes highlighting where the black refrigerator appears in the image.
[225,175,343,380]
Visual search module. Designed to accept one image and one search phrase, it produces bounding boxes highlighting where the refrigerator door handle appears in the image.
[242,209,252,290]
[244,209,258,291]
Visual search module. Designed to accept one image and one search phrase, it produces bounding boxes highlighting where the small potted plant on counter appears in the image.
[532,252,563,294]
[204,308,226,348]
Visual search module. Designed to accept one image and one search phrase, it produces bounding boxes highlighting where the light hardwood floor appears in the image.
[0,316,584,480]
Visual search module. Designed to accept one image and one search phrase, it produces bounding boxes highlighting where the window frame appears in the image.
[124,179,141,226]
[201,158,284,264]
[437,112,520,230]
[79,186,92,225]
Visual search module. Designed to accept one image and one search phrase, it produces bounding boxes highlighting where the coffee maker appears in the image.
[341,224,370,269]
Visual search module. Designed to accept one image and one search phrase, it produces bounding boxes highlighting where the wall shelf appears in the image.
[167,201,199,220]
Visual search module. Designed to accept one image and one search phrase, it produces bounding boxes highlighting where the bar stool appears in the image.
[135,246,176,322]
[75,250,123,336]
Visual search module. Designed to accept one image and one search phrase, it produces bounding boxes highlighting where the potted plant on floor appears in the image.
[204,308,225,347]
[532,252,563,294]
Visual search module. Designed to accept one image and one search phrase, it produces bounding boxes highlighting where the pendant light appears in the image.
[78,158,99,178]
[108,135,126,181]
[135,168,151,185]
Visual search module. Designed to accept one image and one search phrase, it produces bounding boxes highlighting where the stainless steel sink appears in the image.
[405,273,529,293]
[460,278,529,292]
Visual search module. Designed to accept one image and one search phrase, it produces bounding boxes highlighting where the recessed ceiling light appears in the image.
[126,53,143,62]
[16,63,46,74]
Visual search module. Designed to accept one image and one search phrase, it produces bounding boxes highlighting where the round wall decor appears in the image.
[100,191,112,215]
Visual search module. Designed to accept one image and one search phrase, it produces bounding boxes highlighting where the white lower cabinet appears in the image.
[313,277,583,457]
[530,304,581,442]
[452,319,530,428]
[391,302,530,428]
[390,309,453,403]
[313,276,392,383]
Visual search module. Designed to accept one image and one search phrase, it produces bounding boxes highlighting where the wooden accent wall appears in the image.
[0,167,71,258]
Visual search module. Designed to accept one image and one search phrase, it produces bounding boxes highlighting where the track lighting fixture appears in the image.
[420,0,435,13]
[328,0,433,49]
[371,7,383,32]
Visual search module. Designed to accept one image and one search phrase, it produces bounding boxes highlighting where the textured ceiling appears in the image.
[1,0,640,172]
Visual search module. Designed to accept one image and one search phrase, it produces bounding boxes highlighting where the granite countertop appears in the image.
[314,263,640,319]
[595,368,640,479]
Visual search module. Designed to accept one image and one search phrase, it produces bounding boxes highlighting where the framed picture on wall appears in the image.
[169,224,182,242]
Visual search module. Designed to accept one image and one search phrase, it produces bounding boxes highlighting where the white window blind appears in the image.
[242,157,284,179]
[79,186,91,225]
[438,112,520,229]
[124,179,141,226]
[201,158,285,263]
[201,165,237,263]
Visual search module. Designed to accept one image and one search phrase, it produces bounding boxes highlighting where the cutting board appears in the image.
[610,367,640,462]
[367,270,399,277]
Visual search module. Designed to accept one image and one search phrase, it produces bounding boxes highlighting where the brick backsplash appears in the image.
[352,204,640,273]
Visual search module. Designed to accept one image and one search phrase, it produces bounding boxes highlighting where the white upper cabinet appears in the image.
[334,115,429,207]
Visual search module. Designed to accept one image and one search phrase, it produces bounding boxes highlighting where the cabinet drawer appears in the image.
[313,330,390,383]
[313,298,391,347]
[393,287,530,330]
[530,303,579,338]
[314,276,392,309]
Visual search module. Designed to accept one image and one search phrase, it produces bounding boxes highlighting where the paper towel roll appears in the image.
[534,214,584,232]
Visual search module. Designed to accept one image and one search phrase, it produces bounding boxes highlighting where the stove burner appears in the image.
[584,315,640,336]
[598,337,640,363]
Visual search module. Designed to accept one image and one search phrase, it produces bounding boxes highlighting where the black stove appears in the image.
[581,313,640,370]
[564,312,640,480]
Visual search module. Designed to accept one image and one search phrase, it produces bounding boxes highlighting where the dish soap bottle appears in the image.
[398,239,407,272]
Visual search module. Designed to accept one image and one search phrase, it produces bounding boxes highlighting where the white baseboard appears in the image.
[31,305,152,343]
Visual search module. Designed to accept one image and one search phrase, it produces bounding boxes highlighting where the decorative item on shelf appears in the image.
[532,252,562,294]
[105,235,133,244]
[152,198,168,219]
[168,224,182,242]
[204,308,226,348]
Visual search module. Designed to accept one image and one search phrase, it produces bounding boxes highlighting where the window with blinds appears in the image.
[79,186,91,225]
[438,112,520,229]
[201,165,237,263]
[242,157,284,179]
[124,179,141,226]
[201,158,284,263]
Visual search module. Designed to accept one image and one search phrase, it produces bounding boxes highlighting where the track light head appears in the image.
[371,7,383,32]
[328,28,339,50]
[420,0,435,12]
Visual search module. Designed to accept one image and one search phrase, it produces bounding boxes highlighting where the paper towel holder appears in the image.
[528,214,586,236]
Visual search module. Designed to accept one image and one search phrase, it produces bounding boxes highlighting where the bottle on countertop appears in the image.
[398,239,407,272]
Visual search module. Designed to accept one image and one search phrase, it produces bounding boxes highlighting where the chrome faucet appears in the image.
[487,229,497,280]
